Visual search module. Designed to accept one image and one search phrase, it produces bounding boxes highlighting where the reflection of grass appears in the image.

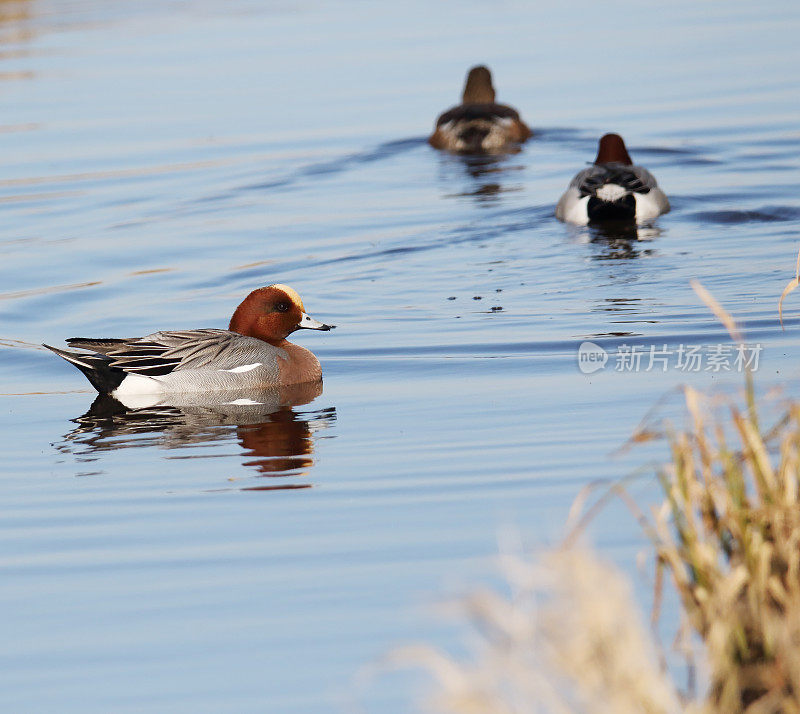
[399,283,800,713]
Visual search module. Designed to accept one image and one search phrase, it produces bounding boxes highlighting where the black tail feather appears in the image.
[44,344,126,394]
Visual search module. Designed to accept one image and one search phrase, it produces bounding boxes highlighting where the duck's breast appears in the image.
[276,342,322,385]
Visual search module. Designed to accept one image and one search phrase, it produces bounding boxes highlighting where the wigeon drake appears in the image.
[44,284,334,397]
[556,133,670,225]
[429,65,532,154]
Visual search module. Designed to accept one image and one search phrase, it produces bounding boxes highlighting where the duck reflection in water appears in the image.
[440,152,524,205]
[59,381,335,490]
[572,221,662,260]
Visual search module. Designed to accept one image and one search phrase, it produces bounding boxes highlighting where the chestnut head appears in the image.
[229,284,334,345]
[595,133,633,165]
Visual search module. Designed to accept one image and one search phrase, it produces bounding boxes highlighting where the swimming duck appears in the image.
[555,133,670,225]
[45,284,334,396]
[429,65,532,154]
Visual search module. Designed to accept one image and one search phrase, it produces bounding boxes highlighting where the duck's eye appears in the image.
[274,301,290,313]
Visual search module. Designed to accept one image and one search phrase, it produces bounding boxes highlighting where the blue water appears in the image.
[2,0,800,711]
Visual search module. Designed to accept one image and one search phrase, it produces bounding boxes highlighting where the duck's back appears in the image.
[430,103,531,153]
[557,162,669,224]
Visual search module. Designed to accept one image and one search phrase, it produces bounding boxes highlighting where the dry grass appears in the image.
[642,384,800,714]
[388,547,684,714]
[397,279,800,713]
[641,281,800,713]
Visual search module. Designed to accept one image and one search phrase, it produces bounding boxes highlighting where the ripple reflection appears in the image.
[57,382,336,489]
[439,152,524,204]
[570,221,662,260]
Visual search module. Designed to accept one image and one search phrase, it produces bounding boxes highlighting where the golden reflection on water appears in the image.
[0,0,33,50]
[59,381,336,489]
[0,280,103,301]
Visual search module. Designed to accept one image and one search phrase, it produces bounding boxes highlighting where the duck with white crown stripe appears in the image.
[44,284,334,398]
[556,133,669,225]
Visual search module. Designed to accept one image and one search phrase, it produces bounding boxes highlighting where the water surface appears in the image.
[2,1,800,711]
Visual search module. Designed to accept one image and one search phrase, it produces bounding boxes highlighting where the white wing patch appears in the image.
[218,362,262,374]
[595,184,627,202]
[224,398,265,406]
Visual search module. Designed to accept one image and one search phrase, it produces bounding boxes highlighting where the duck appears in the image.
[429,65,532,154]
[555,133,670,225]
[44,284,334,397]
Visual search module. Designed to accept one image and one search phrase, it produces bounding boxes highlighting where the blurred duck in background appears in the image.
[429,65,532,154]
[556,133,669,225]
